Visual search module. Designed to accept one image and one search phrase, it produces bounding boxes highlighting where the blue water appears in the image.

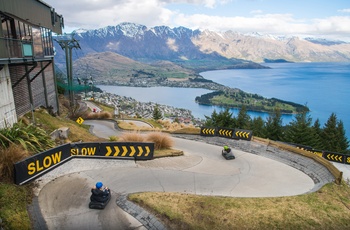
[201,62,350,137]
[98,62,350,139]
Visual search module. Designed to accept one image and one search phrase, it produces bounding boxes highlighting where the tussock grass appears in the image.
[117,120,157,131]
[146,132,174,150]
[158,120,188,131]
[118,132,174,150]
[118,132,145,142]
[170,127,201,134]
[130,182,350,230]
[85,111,113,119]
[0,144,30,181]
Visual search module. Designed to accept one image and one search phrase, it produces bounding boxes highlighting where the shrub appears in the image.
[118,132,145,142]
[85,111,113,119]
[109,136,118,141]
[0,144,30,181]
[0,121,55,153]
[146,132,174,150]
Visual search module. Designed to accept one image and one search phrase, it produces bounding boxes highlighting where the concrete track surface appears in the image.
[34,120,334,230]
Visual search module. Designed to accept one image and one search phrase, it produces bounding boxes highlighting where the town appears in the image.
[89,90,204,126]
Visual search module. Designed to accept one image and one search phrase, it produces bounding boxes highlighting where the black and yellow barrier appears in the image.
[217,127,233,138]
[14,144,72,185]
[201,126,253,141]
[200,127,216,136]
[14,142,154,185]
[233,129,253,141]
[100,142,153,160]
[323,151,345,164]
[288,142,349,164]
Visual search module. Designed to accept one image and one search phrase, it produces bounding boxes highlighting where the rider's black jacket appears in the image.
[90,188,110,202]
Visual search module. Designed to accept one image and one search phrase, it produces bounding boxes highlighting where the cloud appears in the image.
[250,10,263,14]
[338,8,350,13]
[46,0,350,41]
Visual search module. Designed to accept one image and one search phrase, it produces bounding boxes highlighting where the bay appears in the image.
[97,62,350,139]
[201,62,350,138]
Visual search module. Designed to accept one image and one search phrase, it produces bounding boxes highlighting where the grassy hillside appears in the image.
[72,52,199,84]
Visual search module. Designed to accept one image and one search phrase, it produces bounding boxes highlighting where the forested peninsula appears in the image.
[195,90,309,114]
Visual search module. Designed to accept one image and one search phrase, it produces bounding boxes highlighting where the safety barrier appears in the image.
[200,127,253,141]
[14,142,154,185]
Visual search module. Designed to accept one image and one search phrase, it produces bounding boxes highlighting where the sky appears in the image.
[44,0,350,41]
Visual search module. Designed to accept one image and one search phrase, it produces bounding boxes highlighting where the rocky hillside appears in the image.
[54,22,350,67]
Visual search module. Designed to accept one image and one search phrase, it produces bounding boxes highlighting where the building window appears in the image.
[1,13,54,59]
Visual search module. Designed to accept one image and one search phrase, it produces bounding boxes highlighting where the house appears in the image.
[0,0,64,128]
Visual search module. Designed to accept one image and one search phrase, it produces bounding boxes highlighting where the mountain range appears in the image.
[53,22,350,85]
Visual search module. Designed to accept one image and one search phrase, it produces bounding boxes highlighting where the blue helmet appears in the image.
[96,182,103,189]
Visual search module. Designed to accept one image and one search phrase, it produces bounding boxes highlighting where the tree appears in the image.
[153,104,163,120]
[236,105,250,129]
[312,119,323,150]
[250,117,265,137]
[216,108,235,128]
[264,107,284,141]
[336,121,349,153]
[204,109,218,127]
[284,110,316,147]
[320,113,349,153]
[204,108,235,128]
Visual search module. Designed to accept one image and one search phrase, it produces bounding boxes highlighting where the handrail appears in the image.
[0,37,54,59]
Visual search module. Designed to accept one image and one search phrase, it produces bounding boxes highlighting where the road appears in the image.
[35,120,331,230]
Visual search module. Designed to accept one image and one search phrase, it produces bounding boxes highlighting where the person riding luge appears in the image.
[89,182,111,209]
[222,145,235,160]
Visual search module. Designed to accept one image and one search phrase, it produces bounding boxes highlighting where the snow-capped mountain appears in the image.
[54,22,350,65]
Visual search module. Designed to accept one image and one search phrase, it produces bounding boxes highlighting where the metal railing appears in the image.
[0,37,54,60]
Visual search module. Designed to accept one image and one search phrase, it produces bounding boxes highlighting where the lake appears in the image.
[98,62,350,139]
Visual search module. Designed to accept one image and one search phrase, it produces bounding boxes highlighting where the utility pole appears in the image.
[55,34,81,110]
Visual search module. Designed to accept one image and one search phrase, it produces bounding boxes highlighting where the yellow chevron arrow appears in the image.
[145,146,150,156]
[130,146,136,156]
[105,146,112,156]
[136,146,143,156]
[121,146,128,156]
[113,146,120,156]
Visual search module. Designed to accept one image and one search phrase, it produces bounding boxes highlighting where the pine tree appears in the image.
[204,110,218,127]
[250,117,265,137]
[152,104,163,120]
[216,108,235,128]
[321,113,340,152]
[203,108,235,128]
[284,111,316,147]
[236,105,250,129]
[264,107,284,141]
[336,120,349,153]
[312,119,323,150]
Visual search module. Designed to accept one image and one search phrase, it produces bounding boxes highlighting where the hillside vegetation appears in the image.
[196,90,309,114]
[72,52,199,84]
